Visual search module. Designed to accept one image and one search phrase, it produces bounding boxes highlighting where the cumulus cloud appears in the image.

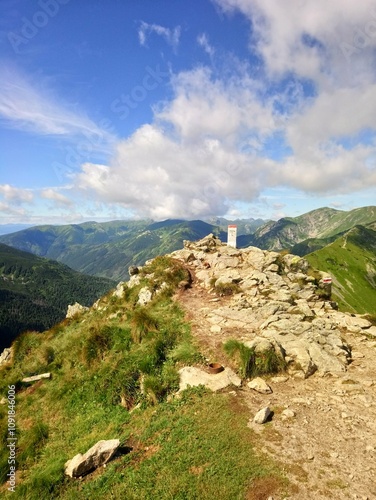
[157,67,276,144]
[0,184,33,203]
[212,0,376,85]
[138,21,181,51]
[74,58,376,219]
[286,85,376,155]
[73,2,376,219]
[76,67,280,218]
[273,145,376,194]
[76,128,253,219]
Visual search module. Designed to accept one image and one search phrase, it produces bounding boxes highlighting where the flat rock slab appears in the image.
[247,377,273,394]
[22,373,51,383]
[178,366,242,392]
[65,439,120,478]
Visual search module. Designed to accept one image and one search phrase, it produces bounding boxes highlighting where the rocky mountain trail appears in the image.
[170,234,376,499]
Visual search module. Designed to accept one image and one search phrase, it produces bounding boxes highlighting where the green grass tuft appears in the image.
[224,339,286,378]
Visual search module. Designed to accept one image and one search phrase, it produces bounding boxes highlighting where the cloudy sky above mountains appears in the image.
[0,0,375,224]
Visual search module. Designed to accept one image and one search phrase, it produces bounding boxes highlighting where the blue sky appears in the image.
[0,0,375,225]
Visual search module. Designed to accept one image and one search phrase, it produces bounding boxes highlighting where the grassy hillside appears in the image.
[0,244,115,351]
[305,225,376,314]
[317,206,376,238]
[0,257,285,499]
[291,235,340,256]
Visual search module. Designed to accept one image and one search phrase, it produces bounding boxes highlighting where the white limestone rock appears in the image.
[65,439,120,478]
[137,287,153,306]
[178,366,241,392]
[247,377,273,394]
[253,407,272,424]
[66,302,89,318]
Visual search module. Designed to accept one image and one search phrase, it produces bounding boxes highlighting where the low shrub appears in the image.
[224,339,256,378]
[140,256,191,293]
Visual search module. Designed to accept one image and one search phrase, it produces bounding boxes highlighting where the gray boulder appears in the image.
[253,407,272,424]
[65,439,120,478]
[137,287,153,305]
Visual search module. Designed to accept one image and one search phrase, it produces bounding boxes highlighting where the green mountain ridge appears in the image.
[305,225,376,314]
[249,206,376,251]
[0,243,115,351]
[0,220,227,281]
[0,207,375,316]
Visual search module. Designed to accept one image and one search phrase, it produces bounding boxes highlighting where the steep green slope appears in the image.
[305,225,376,314]
[251,206,376,251]
[291,235,340,256]
[318,206,376,238]
[0,244,115,350]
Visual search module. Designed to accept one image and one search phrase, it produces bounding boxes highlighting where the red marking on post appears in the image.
[322,277,332,284]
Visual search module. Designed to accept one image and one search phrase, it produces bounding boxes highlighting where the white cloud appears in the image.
[74,48,376,220]
[76,126,275,219]
[197,33,215,57]
[272,145,376,194]
[212,0,376,86]
[138,21,181,51]
[286,85,376,154]
[0,184,33,203]
[0,201,26,217]
[75,67,282,219]
[156,67,276,144]
[0,65,116,149]
[41,188,73,207]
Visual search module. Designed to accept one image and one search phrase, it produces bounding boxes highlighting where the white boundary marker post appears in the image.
[227,225,237,248]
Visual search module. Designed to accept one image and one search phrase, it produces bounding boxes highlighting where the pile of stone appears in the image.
[170,234,374,378]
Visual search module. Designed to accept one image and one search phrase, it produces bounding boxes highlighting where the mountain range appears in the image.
[0,206,375,320]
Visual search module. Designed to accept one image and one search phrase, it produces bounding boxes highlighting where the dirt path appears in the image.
[177,278,376,500]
